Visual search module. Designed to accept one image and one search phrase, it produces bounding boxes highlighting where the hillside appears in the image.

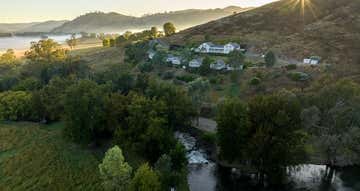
[168,0,360,66]
[0,20,67,33]
[52,6,251,33]
[0,23,36,33]
[18,20,68,33]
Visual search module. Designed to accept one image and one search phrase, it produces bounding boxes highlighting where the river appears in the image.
[0,34,77,52]
[175,132,360,191]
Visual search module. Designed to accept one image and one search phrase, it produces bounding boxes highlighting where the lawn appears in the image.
[0,122,103,191]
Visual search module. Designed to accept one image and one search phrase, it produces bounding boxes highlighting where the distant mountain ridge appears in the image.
[0,20,68,33]
[168,0,360,65]
[52,6,251,33]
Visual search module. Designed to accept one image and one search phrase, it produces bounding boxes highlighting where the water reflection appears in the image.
[175,132,360,191]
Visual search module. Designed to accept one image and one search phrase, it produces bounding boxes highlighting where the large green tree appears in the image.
[301,80,360,168]
[0,91,34,121]
[63,80,108,143]
[130,164,161,191]
[99,146,133,191]
[247,91,306,184]
[216,98,249,161]
[25,39,68,63]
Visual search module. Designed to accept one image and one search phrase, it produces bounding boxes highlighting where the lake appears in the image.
[0,34,74,53]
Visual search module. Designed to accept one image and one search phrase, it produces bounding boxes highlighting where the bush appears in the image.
[0,91,34,121]
[249,77,261,86]
[138,62,154,73]
[285,64,297,70]
[176,74,196,83]
[287,72,310,82]
[209,77,218,84]
[201,132,217,144]
[161,71,174,80]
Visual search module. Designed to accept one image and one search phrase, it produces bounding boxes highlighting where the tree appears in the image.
[301,80,360,169]
[99,146,133,191]
[110,38,116,47]
[216,99,249,161]
[123,31,133,40]
[0,49,17,65]
[155,154,173,190]
[146,81,197,129]
[247,92,306,185]
[103,39,110,47]
[66,34,78,49]
[40,77,74,121]
[265,51,276,67]
[228,51,245,69]
[150,27,158,39]
[199,56,212,76]
[169,143,187,171]
[63,80,108,143]
[25,39,68,63]
[0,91,34,121]
[163,22,176,36]
[130,163,161,191]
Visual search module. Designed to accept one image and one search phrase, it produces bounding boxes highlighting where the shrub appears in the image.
[161,71,174,80]
[176,74,196,83]
[287,72,310,82]
[201,132,217,144]
[285,64,297,70]
[0,91,34,121]
[249,77,261,86]
[138,62,154,73]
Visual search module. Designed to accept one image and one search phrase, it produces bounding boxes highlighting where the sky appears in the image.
[0,0,277,23]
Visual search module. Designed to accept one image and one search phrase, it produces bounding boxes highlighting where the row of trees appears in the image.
[103,22,176,47]
[216,80,360,185]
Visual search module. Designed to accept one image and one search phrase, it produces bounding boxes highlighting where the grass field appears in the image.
[0,122,103,191]
[0,122,190,191]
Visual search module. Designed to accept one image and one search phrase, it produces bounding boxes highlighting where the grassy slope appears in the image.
[0,122,103,191]
[167,0,360,66]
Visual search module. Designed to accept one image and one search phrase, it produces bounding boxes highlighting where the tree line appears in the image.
[216,80,360,186]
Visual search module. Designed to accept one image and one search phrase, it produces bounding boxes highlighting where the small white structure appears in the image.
[196,42,241,54]
[166,55,182,65]
[147,50,156,60]
[303,56,321,65]
[189,58,203,68]
[227,64,244,71]
[210,59,227,70]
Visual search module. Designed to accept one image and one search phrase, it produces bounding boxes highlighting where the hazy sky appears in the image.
[0,0,277,23]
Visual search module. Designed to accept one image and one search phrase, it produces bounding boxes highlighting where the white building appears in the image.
[166,55,182,65]
[303,56,321,65]
[196,42,241,54]
[189,58,203,68]
[210,59,227,70]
